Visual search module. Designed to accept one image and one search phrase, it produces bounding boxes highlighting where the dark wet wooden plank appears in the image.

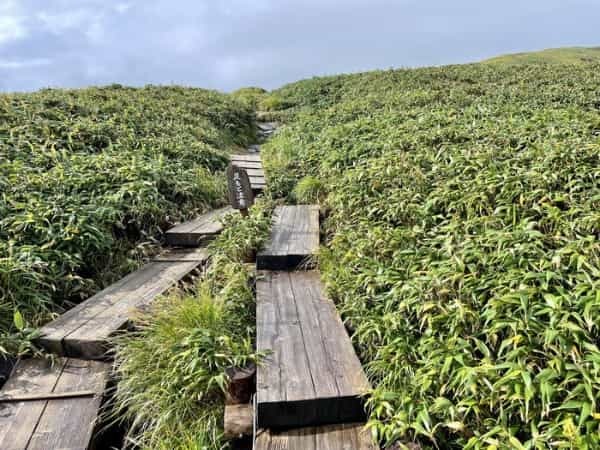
[255,423,378,450]
[257,205,319,270]
[0,358,110,450]
[36,259,200,359]
[165,206,236,247]
[256,271,370,428]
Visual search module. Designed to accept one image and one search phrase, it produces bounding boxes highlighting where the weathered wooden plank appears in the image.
[257,122,277,132]
[232,160,263,169]
[231,154,262,162]
[243,168,265,177]
[257,205,320,270]
[255,423,378,450]
[256,271,370,428]
[165,206,236,247]
[0,358,110,450]
[224,404,253,439]
[153,247,209,262]
[37,260,200,359]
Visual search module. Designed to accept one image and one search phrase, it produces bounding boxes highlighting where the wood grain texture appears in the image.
[0,358,110,450]
[230,154,262,162]
[257,205,320,270]
[165,206,236,247]
[255,423,378,450]
[256,271,370,428]
[36,260,200,359]
[152,247,209,263]
[230,153,266,191]
[224,404,253,439]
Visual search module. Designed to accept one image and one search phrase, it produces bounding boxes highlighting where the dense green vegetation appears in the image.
[263,61,600,448]
[112,200,272,449]
[0,85,254,353]
[483,47,600,65]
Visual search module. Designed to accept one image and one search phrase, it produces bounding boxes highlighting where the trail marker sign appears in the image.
[227,164,254,216]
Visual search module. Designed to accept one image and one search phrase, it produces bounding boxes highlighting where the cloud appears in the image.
[0,1,27,44]
[0,58,52,69]
[0,0,599,93]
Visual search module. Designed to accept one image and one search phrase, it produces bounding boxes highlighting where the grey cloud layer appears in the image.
[0,0,599,92]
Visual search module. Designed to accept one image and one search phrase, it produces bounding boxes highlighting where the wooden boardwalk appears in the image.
[36,249,207,359]
[231,153,266,192]
[255,423,377,450]
[165,206,236,247]
[256,270,370,428]
[0,358,110,450]
[257,205,319,270]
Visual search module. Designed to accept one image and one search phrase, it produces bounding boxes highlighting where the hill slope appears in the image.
[0,85,254,349]
[483,46,600,64]
[263,60,600,448]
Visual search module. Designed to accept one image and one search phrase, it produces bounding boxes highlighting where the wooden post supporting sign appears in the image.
[227,164,254,216]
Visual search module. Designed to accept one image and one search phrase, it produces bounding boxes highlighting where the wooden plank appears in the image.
[241,168,265,177]
[37,260,200,359]
[165,206,236,247]
[257,205,320,270]
[224,404,253,439]
[256,271,370,428]
[233,161,263,169]
[255,423,378,450]
[231,154,262,162]
[0,358,110,450]
[153,247,209,262]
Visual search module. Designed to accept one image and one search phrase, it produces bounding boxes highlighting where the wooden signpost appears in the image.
[227,164,254,216]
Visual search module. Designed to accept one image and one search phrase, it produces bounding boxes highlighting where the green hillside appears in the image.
[483,46,600,65]
[2,47,600,450]
[263,59,600,448]
[0,85,255,352]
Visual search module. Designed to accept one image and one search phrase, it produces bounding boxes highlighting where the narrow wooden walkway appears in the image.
[255,423,377,450]
[36,248,207,359]
[254,204,377,449]
[231,153,266,193]
[0,358,110,450]
[256,270,370,428]
[165,206,236,247]
[257,205,319,270]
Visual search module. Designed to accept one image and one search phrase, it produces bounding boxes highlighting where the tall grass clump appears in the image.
[111,200,273,449]
[0,85,255,354]
[263,61,600,448]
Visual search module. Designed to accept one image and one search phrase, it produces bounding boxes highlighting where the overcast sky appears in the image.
[0,0,599,93]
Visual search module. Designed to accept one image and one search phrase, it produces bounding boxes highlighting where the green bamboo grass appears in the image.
[0,85,255,354]
[263,62,600,449]
[111,200,273,449]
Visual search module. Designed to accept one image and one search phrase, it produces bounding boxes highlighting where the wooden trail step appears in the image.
[256,270,370,428]
[255,423,377,449]
[165,206,236,247]
[257,205,319,270]
[36,251,205,359]
[0,358,110,450]
[231,154,266,192]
